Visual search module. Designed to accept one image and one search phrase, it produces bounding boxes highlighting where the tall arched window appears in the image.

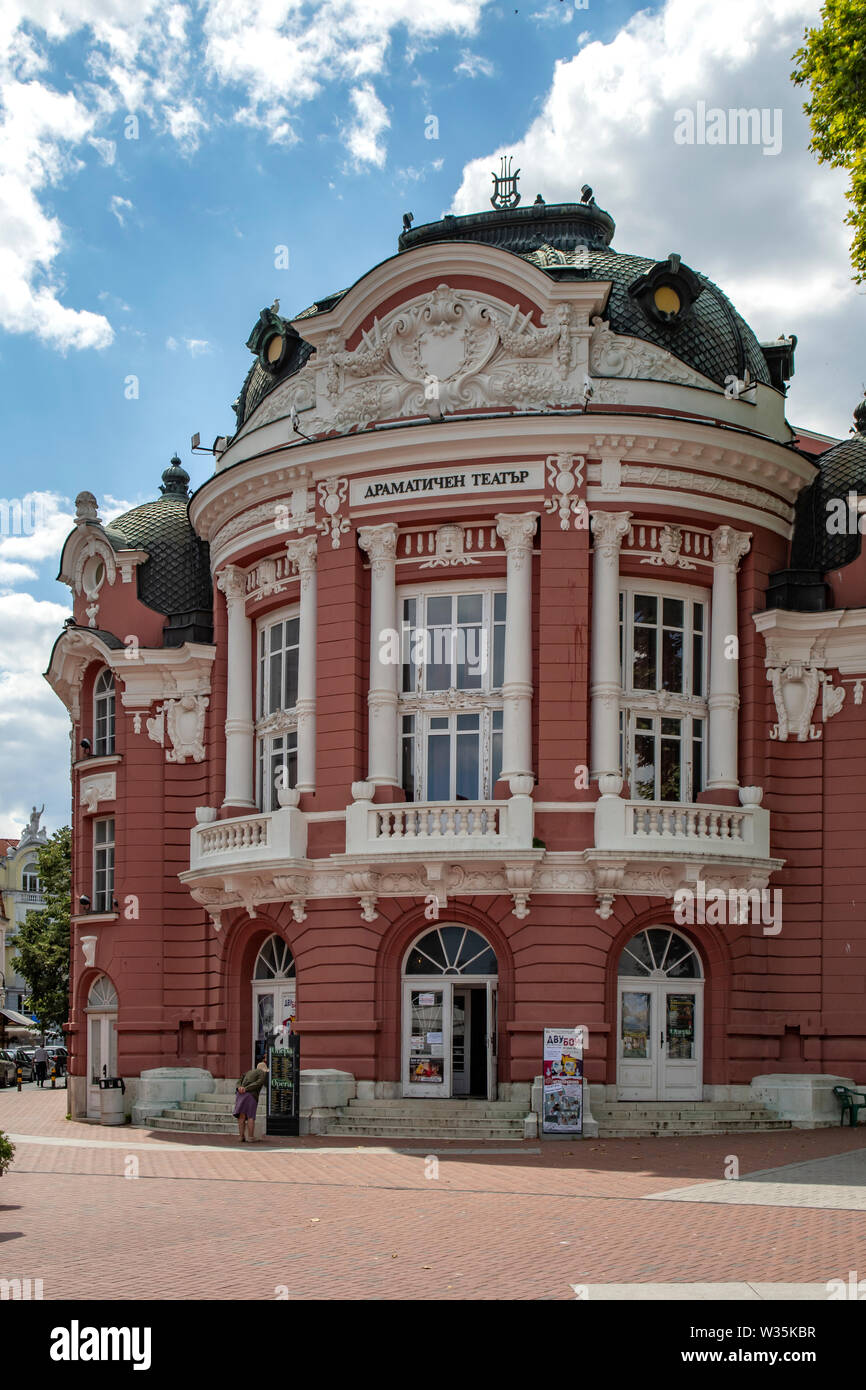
[93,669,115,755]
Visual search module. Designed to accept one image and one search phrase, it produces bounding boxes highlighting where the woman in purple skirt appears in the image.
[234,1060,268,1142]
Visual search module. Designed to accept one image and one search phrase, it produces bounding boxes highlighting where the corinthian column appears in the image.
[216,566,255,809]
[590,511,631,781]
[358,523,400,787]
[495,513,538,784]
[285,535,318,794]
[708,525,751,792]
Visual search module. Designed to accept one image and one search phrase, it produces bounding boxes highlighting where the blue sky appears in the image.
[0,0,860,836]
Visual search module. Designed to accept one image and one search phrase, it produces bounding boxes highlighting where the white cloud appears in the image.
[450,0,861,436]
[454,50,494,78]
[166,335,211,355]
[0,1,494,350]
[109,193,134,225]
[89,135,116,165]
[343,82,390,169]
[0,591,74,838]
[0,491,73,566]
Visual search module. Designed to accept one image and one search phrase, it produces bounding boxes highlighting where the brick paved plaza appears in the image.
[2,1088,865,1301]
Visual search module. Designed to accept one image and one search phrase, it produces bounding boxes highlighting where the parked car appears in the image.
[0,1050,18,1087]
[46,1046,67,1077]
[11,1047,35,1081]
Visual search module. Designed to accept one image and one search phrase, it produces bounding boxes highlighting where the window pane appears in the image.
[269,651,281,714]
[456,626,483,689]
[456,714,479,731]
[659,728,682,802]
[634,733,656,800]
[427,731,450,800]
[692,632,703,697]
[621,991,651,1055]
[457,593,482,624]
[427,595,451,625]
[633,594,657,626]
[662,597,684,628]
[284,645,299,710]
[456,727,479,801]
[662,627,683,691]
[632,625,656,689]
[493,592,507,622]
[693,602,704,632]
[401,732,415,801]
[492,621,505,688]
[425,623,451,690]
[692,718,704,798]
[619,931,653,974]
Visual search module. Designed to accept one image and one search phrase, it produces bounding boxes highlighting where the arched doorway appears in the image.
[402,925,498,1100]
[252,934,296,1066]
[616,927,704,1101]
[85,975,118,1118]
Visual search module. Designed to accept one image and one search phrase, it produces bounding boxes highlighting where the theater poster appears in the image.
[542,1027,584,1135]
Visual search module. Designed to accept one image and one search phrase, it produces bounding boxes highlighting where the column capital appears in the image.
[358,522,399,576]
[216,564,247,604]
[495,512,538,559]
[285,534,318,573]
[711,525,751,569]
[590,510,631,556]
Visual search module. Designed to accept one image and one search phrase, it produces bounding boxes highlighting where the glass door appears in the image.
[86,1012,117,1117]
[452,989,470,1096]
[616,987,656,1100]
[403,983,451,1096]
[661,986,702,1100]
[486,981,498,1102]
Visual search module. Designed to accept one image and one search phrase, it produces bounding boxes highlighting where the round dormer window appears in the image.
[82,556,106,598]
[266,333,284,364]
[653,285,681,318]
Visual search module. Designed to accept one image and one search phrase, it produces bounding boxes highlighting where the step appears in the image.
[328,1116,524,1132]
[150,1116,237,1134]
[344,1103,526,1119]
[598,1122,792,1138]
[324,1125,525,1140]
[593,1109,780,1123]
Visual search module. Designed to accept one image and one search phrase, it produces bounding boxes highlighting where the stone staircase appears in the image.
[322,1098,530,1141]
[594,1100,792,1138]
[149,1089,240,1135]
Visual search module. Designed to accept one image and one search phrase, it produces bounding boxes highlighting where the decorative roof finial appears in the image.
[160,454,191,498]
[491,155,521,210]
[74,491,99,526]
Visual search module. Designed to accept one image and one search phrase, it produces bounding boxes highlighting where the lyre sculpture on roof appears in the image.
[491,155,521,210]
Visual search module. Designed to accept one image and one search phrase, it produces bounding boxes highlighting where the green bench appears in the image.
[833,1085,866,1127]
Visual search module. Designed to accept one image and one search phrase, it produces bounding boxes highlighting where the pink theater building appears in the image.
[47,184,866,1137]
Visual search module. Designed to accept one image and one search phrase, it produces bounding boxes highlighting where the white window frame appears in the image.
[255,607,300,812]
[619,578,709,803]
[93,668,115,756]
[397,579,507,803]
[93,817,115,912]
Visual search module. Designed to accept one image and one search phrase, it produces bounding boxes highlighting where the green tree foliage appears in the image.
[12,826,71,1032]
[792,0,866,282]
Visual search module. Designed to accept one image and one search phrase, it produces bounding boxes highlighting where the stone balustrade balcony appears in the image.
[188,806,308,875]
[345,790,535,857]
[594,793,771,861]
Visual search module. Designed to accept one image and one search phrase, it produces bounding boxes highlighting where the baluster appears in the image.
[445,807,456,836]
[686,808,697,838]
